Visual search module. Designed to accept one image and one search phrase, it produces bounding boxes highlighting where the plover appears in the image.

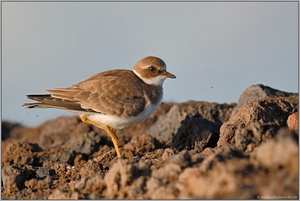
[23,56,176,158]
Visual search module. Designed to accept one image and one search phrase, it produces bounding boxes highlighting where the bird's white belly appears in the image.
[86,102,160,130]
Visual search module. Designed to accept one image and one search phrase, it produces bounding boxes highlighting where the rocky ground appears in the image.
[1,84,299,199]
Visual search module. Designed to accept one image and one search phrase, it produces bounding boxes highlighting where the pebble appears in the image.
[287,112,299,132]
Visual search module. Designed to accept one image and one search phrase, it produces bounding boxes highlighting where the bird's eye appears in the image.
[149,66,156,73]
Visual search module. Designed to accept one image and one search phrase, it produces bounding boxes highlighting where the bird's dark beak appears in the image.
[164,71,176,79]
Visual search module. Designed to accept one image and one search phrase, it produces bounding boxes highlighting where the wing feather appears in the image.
[23,70,146,118]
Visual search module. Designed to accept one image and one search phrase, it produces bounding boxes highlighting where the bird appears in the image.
[23,56,176,158]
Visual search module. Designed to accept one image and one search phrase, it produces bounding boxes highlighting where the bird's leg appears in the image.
[80,114,121,158]
[102,127,121,158]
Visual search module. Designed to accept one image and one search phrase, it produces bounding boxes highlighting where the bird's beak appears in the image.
[163,71,176,79]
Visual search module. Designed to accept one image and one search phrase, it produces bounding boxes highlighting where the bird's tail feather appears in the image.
[22,94,84,111]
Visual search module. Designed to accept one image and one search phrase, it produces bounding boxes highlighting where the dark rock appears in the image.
[36,167,55,179]
[146,101,236,142]
[236,84,298,110]
[171,116,221,152]
[59,149,75,163]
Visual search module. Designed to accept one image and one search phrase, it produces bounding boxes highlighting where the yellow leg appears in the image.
[80,114,121,158]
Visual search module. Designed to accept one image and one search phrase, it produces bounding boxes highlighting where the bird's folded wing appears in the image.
[46,75,146,117]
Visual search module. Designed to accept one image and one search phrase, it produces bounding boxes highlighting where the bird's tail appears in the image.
[22,94,54,109]
[22,94,87,112]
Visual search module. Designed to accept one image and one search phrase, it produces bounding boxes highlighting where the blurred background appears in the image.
[2,1,298,127]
